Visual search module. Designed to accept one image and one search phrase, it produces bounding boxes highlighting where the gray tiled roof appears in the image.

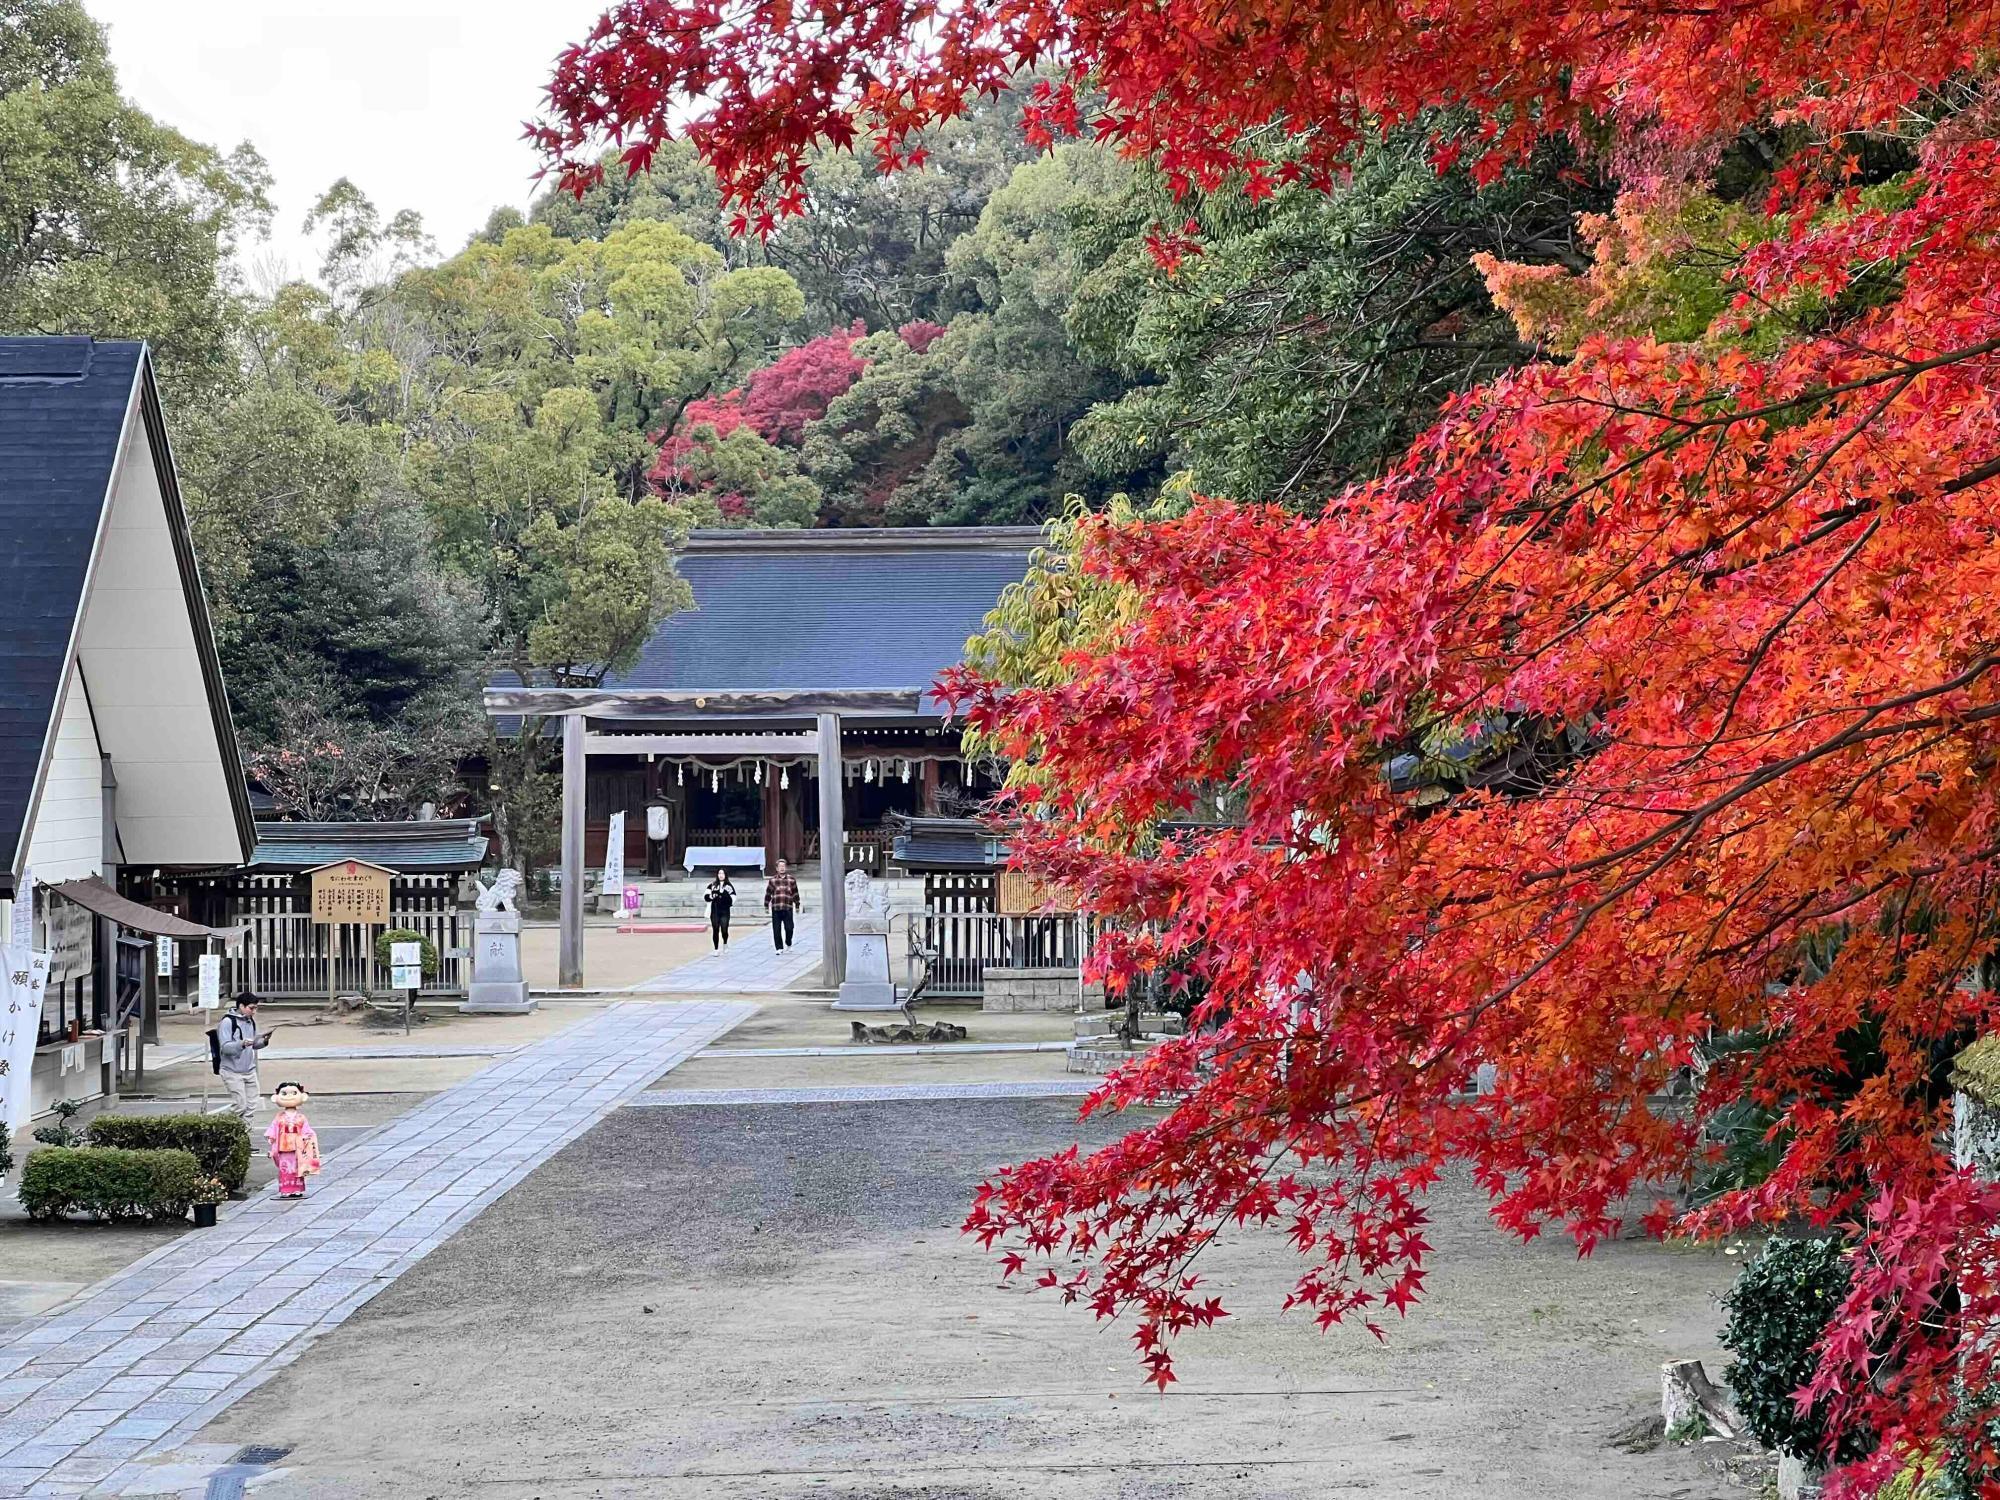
[604,529,1040,711]
[249,819,489,873]
[889,815,1010,870]
[0,338,145,877]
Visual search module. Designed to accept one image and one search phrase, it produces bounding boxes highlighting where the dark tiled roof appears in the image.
[249,820,490,874]
[890,815,1010,871]
[0,338,144,876]
[604,529,1040,712]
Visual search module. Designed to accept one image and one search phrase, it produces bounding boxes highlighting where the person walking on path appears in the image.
[704,869,736,949]
[217,992,276,1123]
[764,859,800,951]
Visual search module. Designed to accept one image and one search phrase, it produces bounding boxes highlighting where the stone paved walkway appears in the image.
[0,999,751,1498]
[632,1080,1097,1107]
[636,911,823,993]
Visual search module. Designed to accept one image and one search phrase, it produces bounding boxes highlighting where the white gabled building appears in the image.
[0,337,253,1123]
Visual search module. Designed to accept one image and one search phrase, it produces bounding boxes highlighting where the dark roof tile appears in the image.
[0,339,144,872]
[604,529,1038,711]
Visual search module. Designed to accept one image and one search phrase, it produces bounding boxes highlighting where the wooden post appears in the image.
[99,754,118,1107]
[560,713,586,988]
[817,713,845,986]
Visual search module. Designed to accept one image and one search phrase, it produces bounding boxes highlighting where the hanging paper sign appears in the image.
[390,940,422,991]
[602,811,626,899]
[47,898,92,985]
[197,953,222,1009]
[156,935,174,978]
[7,867,32,958]
[646,804,669,842]
[0,951,51,1135]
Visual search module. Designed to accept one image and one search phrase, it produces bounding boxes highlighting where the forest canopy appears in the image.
[0,0,1591,850]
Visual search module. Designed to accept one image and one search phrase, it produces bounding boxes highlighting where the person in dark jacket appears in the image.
[703,870,736,949]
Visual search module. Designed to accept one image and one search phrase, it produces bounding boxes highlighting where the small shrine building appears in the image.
[485,526,1040,987]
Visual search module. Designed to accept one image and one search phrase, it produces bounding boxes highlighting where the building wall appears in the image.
[23,661,103,882]
[72,389,243,868]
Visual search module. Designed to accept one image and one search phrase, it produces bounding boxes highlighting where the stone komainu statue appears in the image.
[476,869,523,915]
[844,869,890,924]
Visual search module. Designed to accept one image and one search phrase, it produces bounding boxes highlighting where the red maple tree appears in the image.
[648,322,868,497]
[544,1,2000,1488]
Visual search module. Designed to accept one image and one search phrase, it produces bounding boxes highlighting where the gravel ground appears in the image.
[205,1098,1746,1499]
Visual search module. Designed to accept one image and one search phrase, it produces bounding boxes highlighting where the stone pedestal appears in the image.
[831,871,898,1010]
[832,922,898,1011]
[462,912,536,1014]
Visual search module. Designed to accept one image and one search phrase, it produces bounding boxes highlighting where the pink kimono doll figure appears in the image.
[266,1081,321,1199]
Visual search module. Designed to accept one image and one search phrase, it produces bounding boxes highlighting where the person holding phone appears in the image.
[217,991,279,1123]
[704,869,736,948]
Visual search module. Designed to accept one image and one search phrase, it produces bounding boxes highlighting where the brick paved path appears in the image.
[636,910,823,993]
[0,1000,751,1497]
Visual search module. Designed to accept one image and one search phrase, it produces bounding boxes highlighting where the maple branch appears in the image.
[1689,516,1882,761]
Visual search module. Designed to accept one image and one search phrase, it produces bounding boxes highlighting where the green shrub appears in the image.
[373,927,438,978]
[86,1112,252,1191]
[32,1097,85,1148]
[1719,1237,1862,1462]
[18,1146,203,1223]
[0,1119,10,1178]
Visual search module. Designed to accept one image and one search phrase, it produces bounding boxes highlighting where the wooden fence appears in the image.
[225,873,471,999]
[922,872,996,913]
[906,910,1092,1001]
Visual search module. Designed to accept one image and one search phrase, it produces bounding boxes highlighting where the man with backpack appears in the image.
[212,992,275,1123]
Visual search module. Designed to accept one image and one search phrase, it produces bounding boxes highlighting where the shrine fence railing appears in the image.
[223,873,472,1000]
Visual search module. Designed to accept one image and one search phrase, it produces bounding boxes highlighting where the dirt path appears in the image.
[207,1097,1744,1499]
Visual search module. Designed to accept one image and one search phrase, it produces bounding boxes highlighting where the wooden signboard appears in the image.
[998,871,1076,915]
[308,861,392,926]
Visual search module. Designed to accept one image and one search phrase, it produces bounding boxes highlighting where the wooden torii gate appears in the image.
[483,687,925,990]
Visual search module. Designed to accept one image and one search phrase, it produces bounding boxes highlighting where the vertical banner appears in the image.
[603,810,626,900]
[0,951,51,1136]
[156,935,174,978]
[197,953,222,1009]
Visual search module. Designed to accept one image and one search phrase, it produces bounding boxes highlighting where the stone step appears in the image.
[611,876,928,919]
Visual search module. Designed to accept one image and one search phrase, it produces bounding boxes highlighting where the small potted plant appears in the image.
[190,1175,227,1228]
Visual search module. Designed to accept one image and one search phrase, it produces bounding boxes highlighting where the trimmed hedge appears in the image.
[19,1146,203,1223]
[1719,1236,1861,1462]
[85,1112,252,1191]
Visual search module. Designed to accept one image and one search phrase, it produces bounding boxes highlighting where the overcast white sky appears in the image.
[88,0,611,283]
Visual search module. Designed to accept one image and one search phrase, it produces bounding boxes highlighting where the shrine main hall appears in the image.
[484,525,1040,985]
